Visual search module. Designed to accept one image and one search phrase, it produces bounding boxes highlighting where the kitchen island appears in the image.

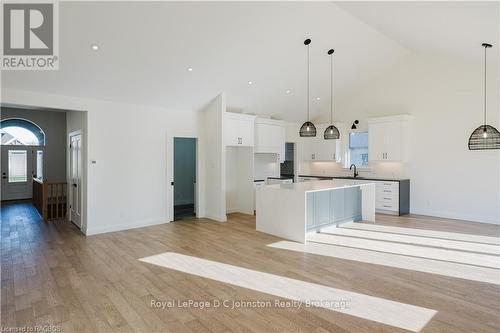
[256,180,375,243]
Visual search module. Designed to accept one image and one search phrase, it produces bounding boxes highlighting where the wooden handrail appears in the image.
[33,178,67,222]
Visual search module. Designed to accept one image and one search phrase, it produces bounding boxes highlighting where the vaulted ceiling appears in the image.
[2,1,498,122]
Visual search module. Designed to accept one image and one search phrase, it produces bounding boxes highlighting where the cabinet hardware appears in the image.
[383,205,391,208]
[384,197,391,200]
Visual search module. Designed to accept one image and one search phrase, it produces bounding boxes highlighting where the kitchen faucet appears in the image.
[349,164,359,178]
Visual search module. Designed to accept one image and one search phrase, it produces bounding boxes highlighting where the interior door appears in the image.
[69,134,82,228]
[1,147,33,200]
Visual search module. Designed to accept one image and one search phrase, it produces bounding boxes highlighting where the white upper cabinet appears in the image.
[254,118,285,161]
[300,123,342,162]
[225,112,256,147]
[367,115,410,162]
[300,137,317,161]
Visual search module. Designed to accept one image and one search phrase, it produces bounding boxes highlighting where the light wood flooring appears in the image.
[1,201,499,332]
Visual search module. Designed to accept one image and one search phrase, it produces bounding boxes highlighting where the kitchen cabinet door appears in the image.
[225,113,255,147]
[368,122,386,161]
[300,137,317,161]
[384,121,403,161]
[368,116,409,162]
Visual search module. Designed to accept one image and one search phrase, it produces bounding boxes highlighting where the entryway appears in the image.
[173,137,197,220]
[1,118,46,201]
[1,106,87,233]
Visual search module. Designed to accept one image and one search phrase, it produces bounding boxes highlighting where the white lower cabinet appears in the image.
[370,180,405,214]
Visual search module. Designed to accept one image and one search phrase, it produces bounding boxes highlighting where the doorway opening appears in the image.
[1,118,45,200]
[173,137,197,220]
[280,142,296,182]
[1,105,87,233]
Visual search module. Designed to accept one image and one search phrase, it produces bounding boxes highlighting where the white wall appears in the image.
[302,53,500,224]
[201,93,226,222]
[1,107,67,182]
[2,88,202,234]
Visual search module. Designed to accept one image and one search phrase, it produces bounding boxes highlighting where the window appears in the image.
[36,150,43,181]
[8,150,27,183]
[0,118,45,146]
[347,132,368,167]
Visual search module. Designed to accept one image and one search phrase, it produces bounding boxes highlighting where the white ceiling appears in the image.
[2,1,498,122]
[337,1,499,63]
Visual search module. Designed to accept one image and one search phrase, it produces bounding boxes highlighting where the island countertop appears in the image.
[262,179,375,193]
[256,180,376,243]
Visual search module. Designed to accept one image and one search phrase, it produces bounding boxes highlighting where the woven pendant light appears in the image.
[299,39,316,137]
[324,49,340,140]
[468,43,500,150]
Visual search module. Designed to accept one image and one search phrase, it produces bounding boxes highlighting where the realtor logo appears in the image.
[1,1,59,70]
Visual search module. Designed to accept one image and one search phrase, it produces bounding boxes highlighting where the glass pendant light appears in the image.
[468,43,500,150]
[299,39,316,137]
[324,49,340,140]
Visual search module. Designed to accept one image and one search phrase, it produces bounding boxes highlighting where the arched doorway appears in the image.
[1,118,45,200]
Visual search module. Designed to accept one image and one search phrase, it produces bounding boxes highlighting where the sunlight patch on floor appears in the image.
[307,232,500,269]
[341,222,500,245]
[268,240,500,285]
[319,226,500,255]
[139,252,436,332]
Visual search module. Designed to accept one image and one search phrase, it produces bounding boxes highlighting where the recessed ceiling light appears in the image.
[316,97,321,101]
[187,67,193,72]
[285,89,291,94]
[90,44,99,51]
[248,81,253,85]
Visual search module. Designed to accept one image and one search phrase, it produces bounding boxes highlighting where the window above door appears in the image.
[0,118,45,146]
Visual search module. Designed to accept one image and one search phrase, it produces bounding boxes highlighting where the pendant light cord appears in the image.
[330,52,333,124]
[484,45,487,126]
[307,43,310,121]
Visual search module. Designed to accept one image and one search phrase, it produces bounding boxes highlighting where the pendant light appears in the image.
[468,43,500,150]
[299,39,316,137]
[324,49,340,139]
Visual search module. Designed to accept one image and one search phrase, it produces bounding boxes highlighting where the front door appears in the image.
[1,147,34,200]
[69,134,82,228]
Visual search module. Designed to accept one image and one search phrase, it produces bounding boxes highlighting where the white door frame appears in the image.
[68,130,84,230]
[167,135,200,222]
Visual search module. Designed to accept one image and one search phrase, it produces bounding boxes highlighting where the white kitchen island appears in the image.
[256,180,375,243]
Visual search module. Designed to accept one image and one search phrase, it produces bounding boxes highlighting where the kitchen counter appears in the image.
[299,175,410,182]
[265,179,375,193]
[256,180,375,243]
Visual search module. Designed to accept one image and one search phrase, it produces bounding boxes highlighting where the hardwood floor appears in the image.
[1,201,499,332]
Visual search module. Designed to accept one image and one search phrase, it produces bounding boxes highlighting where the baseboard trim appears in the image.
[85,218,170,236]
[198,214,227,222]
